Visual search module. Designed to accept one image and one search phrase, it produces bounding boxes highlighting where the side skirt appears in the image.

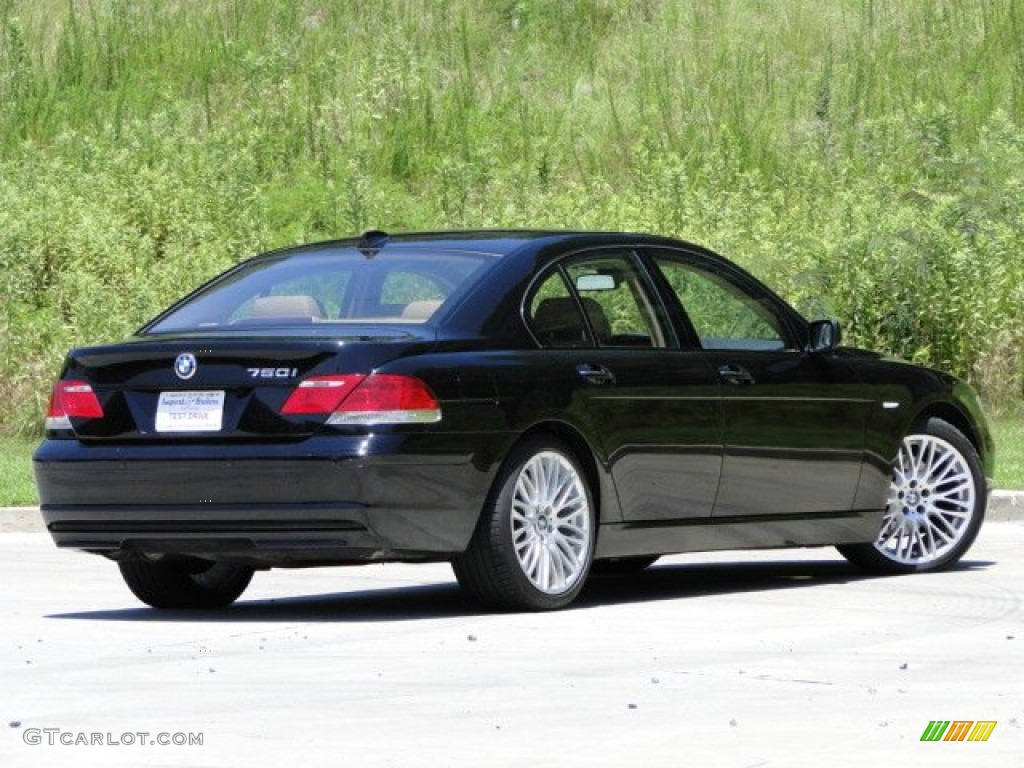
[594,509,885,559]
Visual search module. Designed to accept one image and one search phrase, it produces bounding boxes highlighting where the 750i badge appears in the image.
[248,367,299,379]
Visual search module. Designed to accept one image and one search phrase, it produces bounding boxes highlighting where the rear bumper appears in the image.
[33,435,496,566]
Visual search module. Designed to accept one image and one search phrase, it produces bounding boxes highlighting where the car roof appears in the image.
[248,230,696,261]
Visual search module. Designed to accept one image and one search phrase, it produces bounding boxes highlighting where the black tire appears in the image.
[118,557,254,609]
[838,418,986,574]
[590,555,660,575]
[452,436,596,611]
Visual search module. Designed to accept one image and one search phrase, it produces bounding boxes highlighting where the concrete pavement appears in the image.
[1,521,1022,767]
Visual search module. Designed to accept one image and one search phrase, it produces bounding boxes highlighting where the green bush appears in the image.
[1,0,1022,434]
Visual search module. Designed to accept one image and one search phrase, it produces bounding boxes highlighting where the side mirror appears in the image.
[808,318,841,353]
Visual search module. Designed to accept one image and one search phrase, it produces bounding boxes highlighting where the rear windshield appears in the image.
[143,247,495,334]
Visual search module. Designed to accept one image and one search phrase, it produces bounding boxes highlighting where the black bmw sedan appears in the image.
[34,230,993,611]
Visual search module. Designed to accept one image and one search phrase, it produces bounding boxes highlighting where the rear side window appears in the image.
[144,248,493,333]
[564,254,668,348]
[526,251,670,348]
[527,271,592,347]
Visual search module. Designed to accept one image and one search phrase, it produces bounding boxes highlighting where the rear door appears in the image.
[645,248,870,518]
[525,249,722,521]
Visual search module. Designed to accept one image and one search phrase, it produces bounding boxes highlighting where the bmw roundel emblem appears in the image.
[174,353,197,380]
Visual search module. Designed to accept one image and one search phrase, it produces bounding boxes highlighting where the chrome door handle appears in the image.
[576,363,616,386]
[717,363,755,386]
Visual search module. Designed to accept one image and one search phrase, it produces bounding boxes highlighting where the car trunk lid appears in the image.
[53,329,436,441]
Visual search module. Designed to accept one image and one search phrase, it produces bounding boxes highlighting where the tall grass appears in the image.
[2,0,1023,433]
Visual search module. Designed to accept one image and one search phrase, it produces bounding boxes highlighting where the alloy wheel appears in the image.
[509,451,592,594]
[874,434,977,566]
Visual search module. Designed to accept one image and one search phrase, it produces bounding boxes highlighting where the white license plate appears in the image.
[155,391,225,433]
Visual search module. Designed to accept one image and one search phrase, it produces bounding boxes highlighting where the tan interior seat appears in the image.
[579,297,611,342]
[401,300,443,321]
[533,297,611,345]
[248,295,325,320]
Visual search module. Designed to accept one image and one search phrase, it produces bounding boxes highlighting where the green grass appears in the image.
[1,0,1023,434]
[993,415,1024,491]
[0,436,39,506]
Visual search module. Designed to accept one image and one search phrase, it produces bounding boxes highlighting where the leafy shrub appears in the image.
[1,0,1022,433]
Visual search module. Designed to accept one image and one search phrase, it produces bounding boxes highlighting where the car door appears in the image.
[645,248,871,518]
[525,248,722,521]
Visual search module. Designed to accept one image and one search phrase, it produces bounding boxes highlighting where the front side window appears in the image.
[654,255,791,351]
[144,248,493,333]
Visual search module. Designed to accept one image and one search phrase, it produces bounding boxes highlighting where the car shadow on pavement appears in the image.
[46,558,995,623]
[576,557,994,609]
[48,582,478,623]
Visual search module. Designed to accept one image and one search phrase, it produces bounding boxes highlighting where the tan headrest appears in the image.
[401,300,443,320]
[249,295,324,319]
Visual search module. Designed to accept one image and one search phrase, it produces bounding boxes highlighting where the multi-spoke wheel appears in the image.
[509,451,592,594]
[453,437,596,610]
[838,418,986,573]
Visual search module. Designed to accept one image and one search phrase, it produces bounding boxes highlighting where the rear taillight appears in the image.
[281,373,441,425]
[280,375,366,415]
[46,380,104,430]
[329,374,441,425]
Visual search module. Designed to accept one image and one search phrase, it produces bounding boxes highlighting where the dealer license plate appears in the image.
[155,391,225,433]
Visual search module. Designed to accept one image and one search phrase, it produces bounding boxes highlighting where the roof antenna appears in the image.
[357,230,389,259]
